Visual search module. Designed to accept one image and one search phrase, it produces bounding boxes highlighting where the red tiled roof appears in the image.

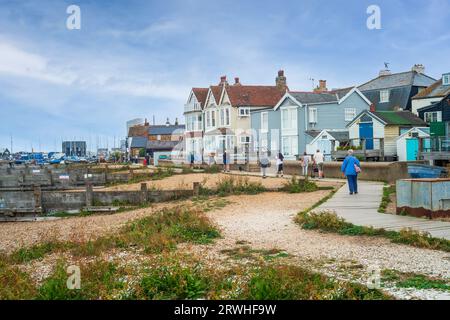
[192,88,208,106]
[226,85,286,107]
[209,86,223,104]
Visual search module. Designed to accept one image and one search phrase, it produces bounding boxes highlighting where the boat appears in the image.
[407,163,448,179]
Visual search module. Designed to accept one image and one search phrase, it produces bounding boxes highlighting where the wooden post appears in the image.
[140,183,148,204]
[33,185,42,214]
[193,182,200,196]
[361,138,366,160]
[380,138,385,161]
[85,182,93,207]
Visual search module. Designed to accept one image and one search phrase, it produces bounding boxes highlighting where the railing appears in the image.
[331,138,385,161]
[184,102,202,113]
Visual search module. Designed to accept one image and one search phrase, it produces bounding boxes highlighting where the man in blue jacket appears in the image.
[341,149,361,195]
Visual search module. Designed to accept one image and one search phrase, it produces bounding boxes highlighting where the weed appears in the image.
[296,210,450,252]
[378,185,396,213]
[283,175,319,193]
[381,269,450,291]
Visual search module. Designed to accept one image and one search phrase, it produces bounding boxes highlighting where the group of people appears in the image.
[259,149,361,195]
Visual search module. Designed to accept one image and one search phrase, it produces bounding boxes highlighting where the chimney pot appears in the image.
[412,64,425,74]
[234,77,241,85]
[275,70,287,89]
[369,103,376,112]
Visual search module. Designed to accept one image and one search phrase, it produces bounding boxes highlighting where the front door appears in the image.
[406,138,419,161]
[359,123,374,150]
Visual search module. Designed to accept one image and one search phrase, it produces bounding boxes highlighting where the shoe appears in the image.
[355,192,358,194]
[350,192,353,195]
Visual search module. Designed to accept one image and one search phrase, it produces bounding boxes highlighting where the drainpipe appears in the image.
[304,104,308,154]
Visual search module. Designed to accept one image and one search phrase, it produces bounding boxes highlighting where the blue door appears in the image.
[406,139,419,161]
[359,123,374,150]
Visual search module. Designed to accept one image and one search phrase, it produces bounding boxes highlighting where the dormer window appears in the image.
[380,90,390,103]
[443,73,450,86]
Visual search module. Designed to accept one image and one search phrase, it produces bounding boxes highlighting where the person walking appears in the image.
[259,152,270,178]
[301,152,310,177]
[313,149,325,179]
[276,152,284,177]
[341,149,361,195]
[190,152,195,168]
[223,151,230,173]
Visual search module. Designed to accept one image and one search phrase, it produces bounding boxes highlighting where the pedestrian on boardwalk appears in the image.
[341,149,361,195]
[313,149,325,179]
[259,152,270,178]
[301,152,310,177]
[190,152,195,168]
[276,152,284,177]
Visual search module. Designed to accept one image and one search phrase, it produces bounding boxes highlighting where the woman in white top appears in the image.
[301,152,310,177]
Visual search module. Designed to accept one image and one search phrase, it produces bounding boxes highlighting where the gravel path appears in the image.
[198,192,450,299]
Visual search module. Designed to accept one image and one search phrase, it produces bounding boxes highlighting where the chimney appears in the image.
[412,64,425,74]
[275,70,287,89]
[314,80,328,93]
[379,69,391,77]
[219,75,228,86]
[165,117,170,126]
[234,77,241,86]
[144,118,149,126]
[175,118,179,125]
[369,103,376,112]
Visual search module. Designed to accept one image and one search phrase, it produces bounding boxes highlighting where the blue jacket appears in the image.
[341,156,360,176]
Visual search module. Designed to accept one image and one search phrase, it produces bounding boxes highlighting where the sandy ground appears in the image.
[101,173,341,191]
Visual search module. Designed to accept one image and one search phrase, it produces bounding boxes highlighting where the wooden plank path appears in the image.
[316,181,450,240]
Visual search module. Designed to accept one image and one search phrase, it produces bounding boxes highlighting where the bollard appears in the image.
[33,185,42,214]
[85,182,93,207]
[193,182,200,196]
[140,183,148,204]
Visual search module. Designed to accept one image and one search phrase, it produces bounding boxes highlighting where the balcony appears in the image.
[184,102,202,113]
[418,137,450,162]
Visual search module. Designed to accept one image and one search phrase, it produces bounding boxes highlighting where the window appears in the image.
[239,135,251,144]
[443,74,450,86]
[309,108,318,124]
[380,90,390,103]
[282,136,298,157]
[261,112,268,133]
[424,111,442,123]
[211,110,216,127]
[239,107,250,117]
[281,108,297,131]
[220,109,225,126]
[225,108,230,126]
[344,108,357,121]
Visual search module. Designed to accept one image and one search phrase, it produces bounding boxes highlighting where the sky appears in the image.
[0,0,449,152]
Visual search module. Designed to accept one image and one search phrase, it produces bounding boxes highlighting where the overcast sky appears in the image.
[0,0,449,152]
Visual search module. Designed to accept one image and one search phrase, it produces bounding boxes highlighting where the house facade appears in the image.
[358,65,435,112]
[412,72,450,115]
[250,85,372,159]
[346,110,427,160]
[184,88,208,163]
[202,72,286,162]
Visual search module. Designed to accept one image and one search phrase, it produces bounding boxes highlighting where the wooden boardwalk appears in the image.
[316,181,450,240]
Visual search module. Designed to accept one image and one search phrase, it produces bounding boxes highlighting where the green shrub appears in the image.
[0,258,37,299]
[215,176,266,196]
[378,185,396,213]
[296,211,450,252]
[283,175,319,193]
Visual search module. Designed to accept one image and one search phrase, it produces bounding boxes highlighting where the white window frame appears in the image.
[220,109,225,126]
[443,74,450,86]
[239,135,251,144]
[281,107,298,136]
[309,107,318,124]
[344,108,357,121]
[424,111,442,123]
[239,107,250,117]
[380,90,390,103]
[261,112,269,133]
[281,136,298,157]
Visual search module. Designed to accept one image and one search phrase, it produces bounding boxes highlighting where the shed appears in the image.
[396,127,430,161]
[305,129,349,157]
[347,110,427,159]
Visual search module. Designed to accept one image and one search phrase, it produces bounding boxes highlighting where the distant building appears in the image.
[358,64,435,112]
[0,148,10,160]
[62,141,87,157]
[129,118,185,158]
